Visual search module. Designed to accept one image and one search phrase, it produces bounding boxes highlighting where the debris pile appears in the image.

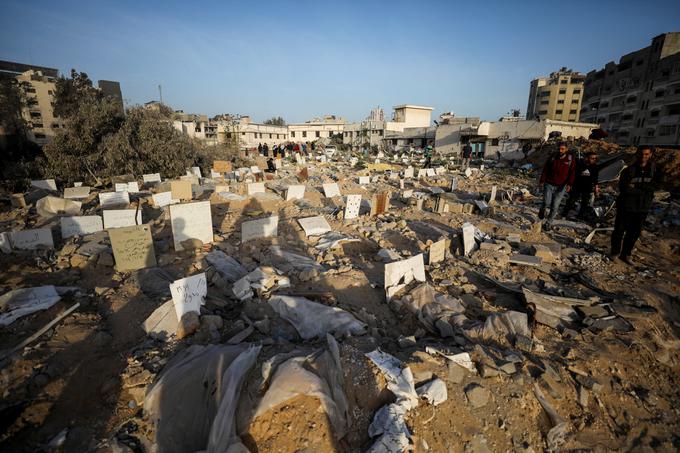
[0,150,678,452]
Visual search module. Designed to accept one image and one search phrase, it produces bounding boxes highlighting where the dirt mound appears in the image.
[654,148,680,190]
[523,139,634,168]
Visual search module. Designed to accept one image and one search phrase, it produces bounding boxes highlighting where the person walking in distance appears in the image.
[562,151,600,219]
[461,142,473,170]
[538,143,576,230]
[610,146,663,265]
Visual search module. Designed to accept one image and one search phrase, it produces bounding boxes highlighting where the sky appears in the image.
[1,0,679,123]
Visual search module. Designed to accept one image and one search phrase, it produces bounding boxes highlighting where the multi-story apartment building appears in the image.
[0,61,62,145]
[580,32,680,147]
[526,68,585,122]
[0,60,123,146]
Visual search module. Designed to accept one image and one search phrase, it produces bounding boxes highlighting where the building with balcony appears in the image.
[580,32,680,147]
[526,68,585,122]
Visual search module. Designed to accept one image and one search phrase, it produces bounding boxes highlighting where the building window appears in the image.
[555,110,563,114]
[25,87,36,94]
[560,79,567,84]
[626,96,637,104]
[573,89,581,94]
[557,100,564,104]
[241,132,245,136]
[34,133,46,139]
[571,99,579,104]
[655,90,665,98]
[328,131,333,137]
[539,91,550,97]
[378,130,383,136]
[600,102,609,108]
[538,110,548,115]
[32,123,44,128]
[315,131,320,138]
[226,132,232,138]
[559,89,566,94]
[569,110,577,114]
[658,125,677,136]
[491,138,499,146]
[30,111,41,118]
[650,110,660,118]
[302,131,307,138]
[540,100,549,105]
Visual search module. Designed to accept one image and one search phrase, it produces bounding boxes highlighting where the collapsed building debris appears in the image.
[0,140,679,452]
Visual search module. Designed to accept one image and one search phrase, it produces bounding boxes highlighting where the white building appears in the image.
[343,104,434,149]
[219,119,288,149]
[287,115,346,142]
[434,116,599,158]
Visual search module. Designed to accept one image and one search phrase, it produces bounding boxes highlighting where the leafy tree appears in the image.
[53,70,102,119]
[0,77,42,188]
[263,116,286,126]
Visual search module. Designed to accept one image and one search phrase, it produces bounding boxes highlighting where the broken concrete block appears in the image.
[509,254,542,267]
[465,383,490,408]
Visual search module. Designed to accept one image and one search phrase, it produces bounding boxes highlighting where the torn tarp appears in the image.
[268,295,366,340]
[0,286,62,326]
[365,349,419,452]
[144,344,260,453]
[205,251,248,282]
[252,337,349,441]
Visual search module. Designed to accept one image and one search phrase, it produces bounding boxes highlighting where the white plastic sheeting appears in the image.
[252,335,350,440]
[144,344,261,453]
[0,286,61,326]
[268,295,367,340]
[365,349,419,452]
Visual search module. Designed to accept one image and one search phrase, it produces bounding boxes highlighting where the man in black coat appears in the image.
[611,146,664,265]
[562,151,600,219]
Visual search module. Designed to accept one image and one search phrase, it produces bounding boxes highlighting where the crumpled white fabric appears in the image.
[144,344,261,453]
[416,378,448,406]
[268,295,366,340]
[0,286,61,326]
[365,349,419,452]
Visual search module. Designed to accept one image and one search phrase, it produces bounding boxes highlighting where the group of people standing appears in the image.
[538,143,663,265]
[257,142,318,159]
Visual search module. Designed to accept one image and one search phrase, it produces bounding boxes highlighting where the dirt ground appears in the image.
[0,152,679,452]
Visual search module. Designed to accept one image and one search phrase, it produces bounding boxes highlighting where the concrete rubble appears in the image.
[0,140,679,452]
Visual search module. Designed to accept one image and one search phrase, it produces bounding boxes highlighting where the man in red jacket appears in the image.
[538,143,576,230]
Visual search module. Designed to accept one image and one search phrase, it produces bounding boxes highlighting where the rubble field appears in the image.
[0,147,679,452]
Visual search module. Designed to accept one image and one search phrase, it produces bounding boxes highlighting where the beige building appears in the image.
[287,115,345,142]
[172,112,218,146]
[343,105,434,149]
[526,68,585,122]
[219,118,288,149]
[5,69,64,146]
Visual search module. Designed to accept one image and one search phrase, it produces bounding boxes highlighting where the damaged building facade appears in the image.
[580,32,680,147]
[435,116,597,158]
[343,105,436,150]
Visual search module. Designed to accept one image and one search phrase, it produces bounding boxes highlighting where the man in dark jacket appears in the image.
[562,151,600,219]
[611,146,663,265]
[461,143,473,170]
[538,143,576,230]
